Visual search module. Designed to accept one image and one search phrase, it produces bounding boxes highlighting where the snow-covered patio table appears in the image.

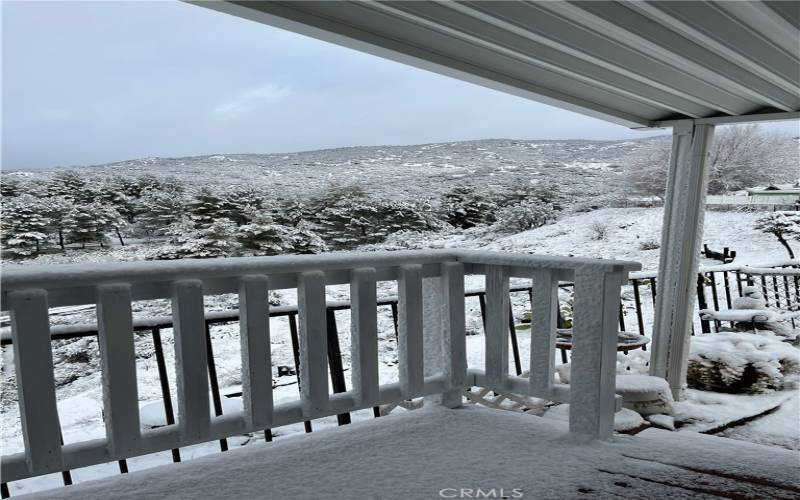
[18,405,799,500]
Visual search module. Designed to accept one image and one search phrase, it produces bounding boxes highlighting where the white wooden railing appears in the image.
[0,250,639,483]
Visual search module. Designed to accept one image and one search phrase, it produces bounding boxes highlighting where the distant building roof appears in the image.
[746,188,800,196]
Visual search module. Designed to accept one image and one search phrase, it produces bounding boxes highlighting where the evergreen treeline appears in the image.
[0,171,559,260]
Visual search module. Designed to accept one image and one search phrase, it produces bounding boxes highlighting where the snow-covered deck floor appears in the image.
[22,405,799,500]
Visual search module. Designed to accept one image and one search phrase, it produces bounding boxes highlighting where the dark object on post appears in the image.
[701,244,736,264]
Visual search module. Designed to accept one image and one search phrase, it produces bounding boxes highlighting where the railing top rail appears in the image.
[1,250,640,293]
[454,250,640,273]
[629,258,800,280]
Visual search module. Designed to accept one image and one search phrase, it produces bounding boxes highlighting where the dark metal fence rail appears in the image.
[1,266,798,496]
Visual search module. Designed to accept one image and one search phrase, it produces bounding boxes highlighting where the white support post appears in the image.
[650,120,715,399]
[239,275,272,431]
[529,269,558,394]
[350,267,379,406]
[96,283,140,457]
[298,271,329,417]
[569,268,623,439]
[439,261,466,407]
[484,265,509,388]
[172,279,211,441]
[398,264,424,398]
[9,290,64,474]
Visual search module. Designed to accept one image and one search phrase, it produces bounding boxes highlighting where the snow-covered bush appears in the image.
[754,211,799,259]
[492,202,554,234]
[589,221,609,240]
[687,332,800,394]
[441,185,497,229]
[638,239,660,250]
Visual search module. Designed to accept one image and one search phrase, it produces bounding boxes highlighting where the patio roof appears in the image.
[195,1,800,129]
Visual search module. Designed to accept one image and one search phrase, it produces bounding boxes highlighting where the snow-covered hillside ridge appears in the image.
[6,137,660,200]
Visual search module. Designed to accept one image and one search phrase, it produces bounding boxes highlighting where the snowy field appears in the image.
[1,206,798,496]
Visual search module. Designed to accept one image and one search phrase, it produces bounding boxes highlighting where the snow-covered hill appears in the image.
[10,137,664,201]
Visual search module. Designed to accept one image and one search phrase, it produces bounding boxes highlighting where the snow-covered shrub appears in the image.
[638,239,660,250]
[589,221,609,240]
[687,332,800,394]
[492,202,555,234]
[440,185,497,229]
[754,211,799,259]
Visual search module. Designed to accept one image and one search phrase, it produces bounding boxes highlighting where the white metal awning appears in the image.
[194,1,800,129]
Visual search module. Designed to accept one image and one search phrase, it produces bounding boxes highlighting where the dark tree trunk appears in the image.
[58,229,65,251]
[115,227,125,246]
[776,234,796,259]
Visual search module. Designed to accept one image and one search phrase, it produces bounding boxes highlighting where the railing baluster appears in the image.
[204,324,228,452]
[529,269,557,395]
[632,280,645,336]
[441,262,466,407]
[696,275,711,334]
[508,303,522,376]
[96,284,140,458]
[569,268,622,439]
[151,327,181,462]
[8,290,64,474]
[287,313,313,433]
[239,275,273,433]
[172,280,210,441]
[350,268,379,407]
[398,264,424,398]
[723,271,733,308]
[326,310,351,425]
[485,265,509,387]
[298,271,329,418]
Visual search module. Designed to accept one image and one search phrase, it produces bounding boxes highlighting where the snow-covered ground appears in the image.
[1,206,798,496]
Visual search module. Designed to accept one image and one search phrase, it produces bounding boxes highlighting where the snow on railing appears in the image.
[0,250,638,484]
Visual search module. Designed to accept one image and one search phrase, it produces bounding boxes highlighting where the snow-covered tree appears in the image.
[46,170,96,204]
[187,188,227,228]
[0,176,26,198]
[236,213,288,256]
[754,211,800,259]
[1,195,49,257]
[41,196,78,251]
[136,190,187,236]
[441,185,497,229]
[65,203,108,248]
[221,187,266,226]
[627,125,798,198]
[284,221,326,254]
[157,218,240,259]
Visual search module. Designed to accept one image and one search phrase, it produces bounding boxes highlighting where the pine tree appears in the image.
[41,196,78,251]
[221,187,265,226]
[47,170,96,204]
[188,188,227,228]
[236,213,288,256]
[158,218,240,259]
[136,191,187,235]
[65,203,107,248]
[1,195,49,257]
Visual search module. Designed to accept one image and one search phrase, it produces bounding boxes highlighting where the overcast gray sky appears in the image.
[3,1,798,171]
